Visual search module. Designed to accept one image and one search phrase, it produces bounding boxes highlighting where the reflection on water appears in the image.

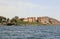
[0,26,60,39]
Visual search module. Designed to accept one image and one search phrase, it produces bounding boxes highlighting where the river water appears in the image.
[0,25,60,39]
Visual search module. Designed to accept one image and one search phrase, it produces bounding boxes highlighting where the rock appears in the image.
[37,16,60,25]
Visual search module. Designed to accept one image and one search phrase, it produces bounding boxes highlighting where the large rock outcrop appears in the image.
[37,16,60,25]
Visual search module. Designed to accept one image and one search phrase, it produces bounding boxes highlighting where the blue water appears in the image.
[0,25,60,39]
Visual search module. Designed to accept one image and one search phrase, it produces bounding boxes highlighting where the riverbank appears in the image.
[0,23,60,26]
[0,16,60,26]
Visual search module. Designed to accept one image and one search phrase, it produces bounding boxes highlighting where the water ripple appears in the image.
[0,26,60,39]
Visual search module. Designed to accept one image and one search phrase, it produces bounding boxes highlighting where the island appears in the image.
[0,16,60,26]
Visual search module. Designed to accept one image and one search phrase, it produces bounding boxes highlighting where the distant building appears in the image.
[27,17,36,22]
[23,17,36,22]
[23,18,28,22]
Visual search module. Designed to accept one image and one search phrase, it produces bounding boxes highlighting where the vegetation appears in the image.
[0,16,60,25]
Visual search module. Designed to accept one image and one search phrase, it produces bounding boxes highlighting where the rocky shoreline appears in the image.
[0,16,60,26]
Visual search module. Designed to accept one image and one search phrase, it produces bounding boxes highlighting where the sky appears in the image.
[0,0,60,20]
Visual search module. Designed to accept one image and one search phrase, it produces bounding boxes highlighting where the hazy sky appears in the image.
[0,0,60,20]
